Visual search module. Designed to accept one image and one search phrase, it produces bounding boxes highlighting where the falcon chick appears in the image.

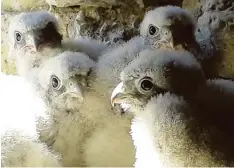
[84,5,232,167]
[90,6,200,164]
[81,37,146,167]
[140,5,200,56]
[8,11,62,76]
[111,49,234,167]
[0,73,62,167]
[96,5,200,94]
[30,51,95,166]
[8,11,108,76]
[140,5,232,78]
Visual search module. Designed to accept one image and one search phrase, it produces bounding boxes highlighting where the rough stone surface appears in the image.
[1,0,234,78]
[2,0,48,11]
[194,0,234,77]
[56,5,145,45]
[1,12,17,74]
[46,0,182,8]
[182,0,234,77]
[1,0,183,11]
[45,0,120,8]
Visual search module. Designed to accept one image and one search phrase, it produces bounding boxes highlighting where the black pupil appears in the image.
[52,77,59,88]
[16,33,21,41]
[141,80,153,91]
[149,26,156,35]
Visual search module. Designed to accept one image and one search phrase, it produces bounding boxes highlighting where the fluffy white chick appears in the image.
[7,11,62,76]
[0,73,62,167]
[29,51,95,166]
[111,49,234,167]
[81,37,147,167]
[85,5,233,165]
[7,11,108,76]
[86,6,199,164]
[96,5,227,95]
[96,5,200,96]
[140,5,200,56]
[140,6,233,79]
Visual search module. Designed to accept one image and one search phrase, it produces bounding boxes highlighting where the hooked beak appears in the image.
[153,37,174,50]
[24,35,41,52]
[23,34,53,53]
[157,29,175,49]
[160,36,174,49]
[167,37,175,49]
[111,82,126,107]
[67,85,84,101]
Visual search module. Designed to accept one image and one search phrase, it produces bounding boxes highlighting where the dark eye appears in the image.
[140,77,154,91]
[148,24,159,36]
[51,75,61,90]
[14,31,22,42]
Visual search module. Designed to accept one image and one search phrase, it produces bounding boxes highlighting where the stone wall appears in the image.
[1,0,234,78]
